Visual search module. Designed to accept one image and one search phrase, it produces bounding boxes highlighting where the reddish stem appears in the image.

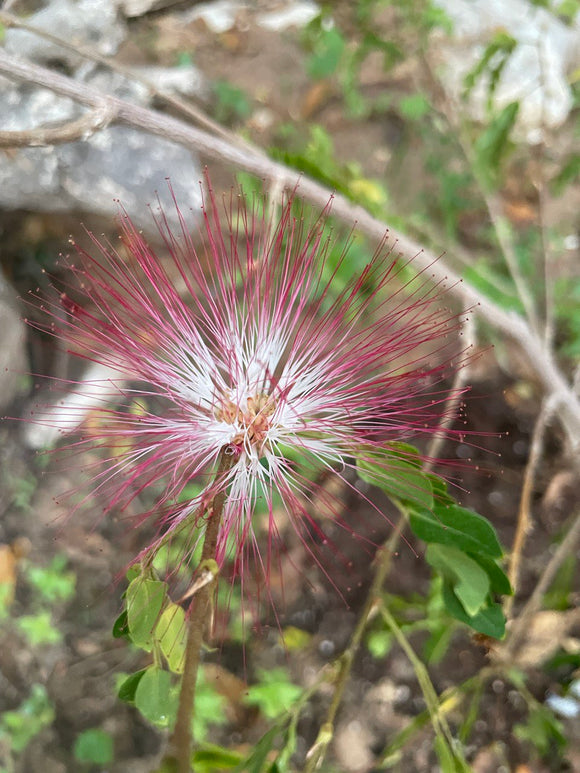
[162,447,236,773]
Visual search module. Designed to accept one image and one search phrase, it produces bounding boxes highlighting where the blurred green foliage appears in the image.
[0,685,54,760]
[74,729,114,766]
[213,80,253,126]
[243,668,302,720]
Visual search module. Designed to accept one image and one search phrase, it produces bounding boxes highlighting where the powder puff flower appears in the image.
[34,177,466,587]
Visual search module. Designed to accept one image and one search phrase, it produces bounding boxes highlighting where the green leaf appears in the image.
[558,0,580,23]
[463,31,517,101]
[17,612,61,646]
[193,745,242,771]
[126,578,167,649]
[234,726,279,773]
[243,669,302,720]
[399,93,430,121]
[112,609,130,639]
[551,153,580,194]
[134,667,177,727]
[194,673,228,741]
[73,729,114,765]
[213,81,252,125]
[426,474,455,506]
[409,502,503,557]
[384,442,423,467]
[434,735,457,773]
[271,719,298,772]
[467,553,512,596]
[462,261,523,315]
[125,564,141,583]
[307,28,345,79]
[434,733,472,772]
[442,583,505,638]
[426,544,490,616]
[156,604,187,673]
[0,684,54,753]
[25,555,76,603]
[357,451,433,510]
[367,629,393,659]
[514,706,567,756]
[474,101,520,187]
[118,669,147,704]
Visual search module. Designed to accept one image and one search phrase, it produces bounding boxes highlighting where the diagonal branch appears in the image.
[0,9,240,146]
[503,508,580,659]
[0,49,578,449]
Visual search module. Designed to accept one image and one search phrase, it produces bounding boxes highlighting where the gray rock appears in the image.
[116,0,177,19]
[432,0,580,142]
[4,0,125,66]
[0,67,204,229]
[0,272,28,413]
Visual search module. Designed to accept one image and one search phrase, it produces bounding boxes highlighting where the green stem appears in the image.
[378,667,495,765]
[161,448,236,773]
[379,604,461,760]
[304,515,406,772]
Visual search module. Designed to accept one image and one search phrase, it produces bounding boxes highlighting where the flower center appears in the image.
[215,392,277,454]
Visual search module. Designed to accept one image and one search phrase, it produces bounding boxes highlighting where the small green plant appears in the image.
[0,685,54,758]
[5,555,77,648]
[358,444,511,639]
[16,611,62,646]
[74,729,114,766]
[114,573,227,742]
[10,474,37,512]
[514,706,567,759]
[244,668,302,720]
[213,80,252,126]
[25,554,76,604]
[271,124,388,215]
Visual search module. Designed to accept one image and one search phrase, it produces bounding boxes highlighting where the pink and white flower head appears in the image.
[35,175,467,591]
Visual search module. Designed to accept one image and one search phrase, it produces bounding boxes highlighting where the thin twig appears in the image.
[420,51,542,337]
[503,508,580,659]
[0,104,115,147]
[426,315,476,464]
[484,193,542,336]
[536,174,554,347]
[304,516,406,772]
[505,399,554,619]
[532,30,555,347]
[265,172,286,244]
[0,50,579,448]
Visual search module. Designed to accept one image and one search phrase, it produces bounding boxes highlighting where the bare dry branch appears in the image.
[0,103,116,147]
[505,398,555,619]
[0,9,244,145]
[504,508,580,659]
[426,315,476,465]
[0,48,578,449]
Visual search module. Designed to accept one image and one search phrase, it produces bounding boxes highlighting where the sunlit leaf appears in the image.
[74,729,114,765]
[357,450,433,511]
[134,667,177,727]
[156,603,187,673]
[409,503,503,557]
[426,544,489,616]
[126,578,167,650]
